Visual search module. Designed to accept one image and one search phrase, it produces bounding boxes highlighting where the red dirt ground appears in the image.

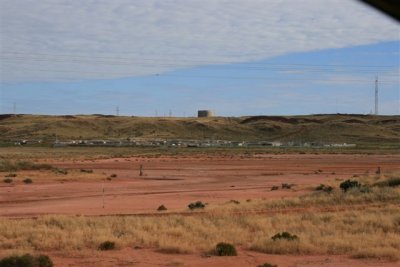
[1,154,399,266]
[0,154,399,217]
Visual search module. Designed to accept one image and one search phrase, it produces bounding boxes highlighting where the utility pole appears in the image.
[13,102,16,115]
[116,106,120,116]
[375,76,379,115]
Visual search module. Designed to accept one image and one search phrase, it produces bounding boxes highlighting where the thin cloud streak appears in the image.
[0,0,399,83]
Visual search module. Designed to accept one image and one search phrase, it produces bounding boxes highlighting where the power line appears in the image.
[0,51,397,69]
[1,64,398,83]
[1,64,398,84]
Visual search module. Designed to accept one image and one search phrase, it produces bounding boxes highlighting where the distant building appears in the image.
[198,110,213,117]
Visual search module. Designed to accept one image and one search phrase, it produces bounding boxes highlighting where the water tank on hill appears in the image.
[198,110,213,117]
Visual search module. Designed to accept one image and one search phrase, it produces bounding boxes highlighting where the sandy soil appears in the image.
[1,154,399,217]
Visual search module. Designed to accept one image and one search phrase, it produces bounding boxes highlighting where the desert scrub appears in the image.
[98,241,115,250]
[315,184,333,193]
[271,232,298,241]
[215,242,237,256]
[258,263,277,267]
[80,169,93,173]
[53,168,68,175]
[0,207,399,260]
[23,178,33,184]
[0,160,53,172]
[157,205,167,211]
[188,201,206,210]
[3,178,13,183]
[340,180,361,192]
[374,177,400,188]
[0,254,53,267]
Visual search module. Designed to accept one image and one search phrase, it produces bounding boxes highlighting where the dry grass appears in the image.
[0,202,399,260]
[0,169,105,183]
[208,186,400,213]
[1,172,399,261]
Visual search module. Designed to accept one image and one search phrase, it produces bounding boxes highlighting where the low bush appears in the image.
[80,169,93,173]
[188,201,205,210]
[340,180,360,192]
[315,184,333,193]
[110,174,117,178]
[53,168,68,175]
[258,263,277,267]
[271,185,279,191]
[23,178,33,184]
[3,178,13,183]
[229,200,240,204]
[281,183,292,189]
[374,177,400,188]
[35,255,53,267]
[215,242,237,256]
[157,204,167,211]
[0,254,53,267]
[5,173,17,178]
[98,241,115,251]
[271,232,299,241]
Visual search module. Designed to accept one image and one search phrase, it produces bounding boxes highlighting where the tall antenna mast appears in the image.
[13,102,16,115]
[375,76,378,115]
[116,106,120,116]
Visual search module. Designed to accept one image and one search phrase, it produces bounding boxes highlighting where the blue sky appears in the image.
[0,0,399,116]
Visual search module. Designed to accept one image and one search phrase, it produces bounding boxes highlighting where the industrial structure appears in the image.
[198,110,213,117]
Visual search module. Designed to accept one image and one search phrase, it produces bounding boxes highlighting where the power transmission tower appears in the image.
[375,76,379,115]
[116,106,120,116]
[13,102,16,115]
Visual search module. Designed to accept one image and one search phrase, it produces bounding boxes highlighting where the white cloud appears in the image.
[0,0,399,83]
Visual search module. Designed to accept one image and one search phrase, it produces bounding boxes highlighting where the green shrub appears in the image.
[188,201,205,210]
[98,241,115,251]
[157,204,167,211]
[340,180,360,192]
[215,242,237,256]
[271,232,299,241]
[0,254,53,267]
[258,263,277,267]
[3,178,13,184]
[23,178,33,184]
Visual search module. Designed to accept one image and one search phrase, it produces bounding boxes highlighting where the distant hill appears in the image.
[1,114,399,147]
